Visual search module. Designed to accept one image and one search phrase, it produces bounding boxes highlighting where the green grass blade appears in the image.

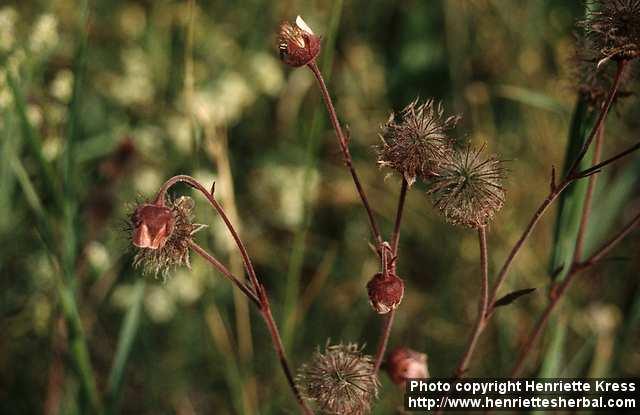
[4,70,63,210]
[548,97,595,282]
[495,85,568,115]
[104,281,146,415]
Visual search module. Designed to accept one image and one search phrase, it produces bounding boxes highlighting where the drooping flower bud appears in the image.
[366,272,405,314]
[130,196,206,278]
[386,347,429,385]
[131,203,175,249]
[278,16,321,67]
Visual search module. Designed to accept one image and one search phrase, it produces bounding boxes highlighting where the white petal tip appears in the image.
[296,15,314,34]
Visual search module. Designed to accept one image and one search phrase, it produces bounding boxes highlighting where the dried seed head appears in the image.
[297,342,379,415]
[366,272,404,314]
[377,98,460,186]
[578,0,640,66]
[428,145,506,228]
[278,16,321,67]
[131,196,206,278]
[572,39,635,108]
[385,347,429,385]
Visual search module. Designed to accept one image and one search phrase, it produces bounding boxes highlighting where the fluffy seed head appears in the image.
[297,342,379,415]
[131,196,206,278]
[386,347,429,385]
[428,145,506,228]
[366,273,404,314]
[278,16,321,67]
[578,0,640,65]
[377,98,460,185]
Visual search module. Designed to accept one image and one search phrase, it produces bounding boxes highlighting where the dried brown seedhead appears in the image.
[428,145,506,229]
[572,38,636,108]
[278,16,321,67]
[578,0,640,66]
[131,196,206,278]
[296,342,379,415]
[377,98,460,186]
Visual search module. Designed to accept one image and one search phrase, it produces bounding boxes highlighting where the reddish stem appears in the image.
[373,178,409,374]
[155,175,313,414]
[510,207,640,377]
[453,226,489,378]
[307,60,383,247]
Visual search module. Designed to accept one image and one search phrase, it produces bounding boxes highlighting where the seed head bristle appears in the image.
[131,196,206,279]
[578,0,640,66]
[428,145,506,228]
[296,342,379,415]
[377,98,461,186]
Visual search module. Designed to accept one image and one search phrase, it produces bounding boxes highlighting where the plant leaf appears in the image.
[493,288,537,308]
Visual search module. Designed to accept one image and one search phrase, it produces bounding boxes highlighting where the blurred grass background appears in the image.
[1,0,639,414]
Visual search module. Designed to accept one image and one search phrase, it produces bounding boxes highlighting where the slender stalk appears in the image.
[307,61,383,246]
[391,179,409,259]
[373,311,396,374]
[189,241,260,306]
[510,210,640,377]
[574,141,640,179]
[487,59,628,311]
[571,126,605,264]
[372,179,409,374]
[487,182,568,314]
[564,60,627,176]
[453,226,489,378]
[154,175,313,414]
[580,210,640,268]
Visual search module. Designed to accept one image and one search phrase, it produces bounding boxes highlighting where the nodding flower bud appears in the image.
[131,203,175,249]
[278,16,321,67]
[366,272,404,314]
[130,196,206,278]
[386,347,429,385]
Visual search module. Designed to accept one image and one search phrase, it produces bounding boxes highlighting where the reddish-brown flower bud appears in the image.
[278,16,321,67]
[386,347,429,385]
[131,203,175,250]
[366,272,404,314]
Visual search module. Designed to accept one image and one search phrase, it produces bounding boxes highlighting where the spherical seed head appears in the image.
[131,196,206,278]
[297,342,379,415]
[428,145,506,228]
[386,347,429,385]
[278,16,321,67]
[578,0,640,65]
[377,98,461,186]
[366,272,405,314]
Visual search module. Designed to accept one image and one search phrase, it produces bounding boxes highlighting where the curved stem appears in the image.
[453,226,489,378]
[154,175,313,414]
[307,61,383,247]
[189,241,260,306]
